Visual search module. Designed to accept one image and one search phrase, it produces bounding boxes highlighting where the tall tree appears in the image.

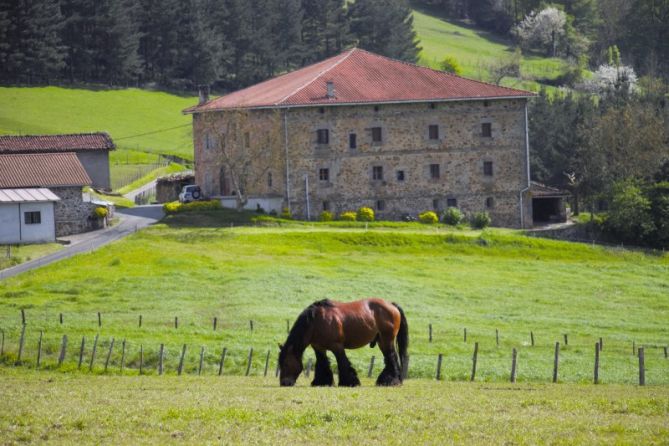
[622,0,669,79]
[348,0,421,62]
[301,0,351,64]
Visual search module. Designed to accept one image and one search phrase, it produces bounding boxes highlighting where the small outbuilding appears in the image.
[156,170,194,203]
[530,181,570,225]
[0,188,60,243]
[0,133,115,190]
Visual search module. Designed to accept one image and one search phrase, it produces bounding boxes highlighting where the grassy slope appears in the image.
[0,86,195,160]
[116,162,186,195]
[412,8,568,92]
[0,218,667,385]
[1,370,668,445]
[0,243,62,270]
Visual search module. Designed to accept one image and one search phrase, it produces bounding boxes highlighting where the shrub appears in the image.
[94,207,108,219]
[163,201,181,214]
[318,211,333,222]
[418,211,439,224]
[442,207,464,226]
[279,208,292,219]
[163,200,221,214]
[439,55,463,75]
[356,207,375,222]
[470,211,491,229]
[339,211,357,221]
[604,180,655,244]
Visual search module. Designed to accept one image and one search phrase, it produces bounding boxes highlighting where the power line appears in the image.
[114,123,192,141]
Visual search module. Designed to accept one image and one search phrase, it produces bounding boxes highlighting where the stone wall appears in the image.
[193,98,531,227]
[51,186,96,236]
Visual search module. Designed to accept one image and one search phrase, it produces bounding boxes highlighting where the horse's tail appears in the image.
[392,302,409,380]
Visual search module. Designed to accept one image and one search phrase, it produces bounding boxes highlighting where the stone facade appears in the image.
[51,186,96,236]
[194,98,532,228]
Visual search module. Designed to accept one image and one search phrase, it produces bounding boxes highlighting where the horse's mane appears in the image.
[281,299,333,360]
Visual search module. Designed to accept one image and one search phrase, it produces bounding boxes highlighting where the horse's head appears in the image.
[278,343,303,387]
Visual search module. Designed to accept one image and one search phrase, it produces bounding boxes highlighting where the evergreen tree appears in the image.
[100,0,143,84]
[348,0,420,62]
[301,0,351,64]
[622,0,669,79]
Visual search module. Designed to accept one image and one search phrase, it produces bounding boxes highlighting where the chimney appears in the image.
[326,81,335,99]
[198,85,210,105]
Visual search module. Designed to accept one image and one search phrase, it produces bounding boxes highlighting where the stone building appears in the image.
[0,133,115,190]
[185,48,536,228]
[0,152,99,238]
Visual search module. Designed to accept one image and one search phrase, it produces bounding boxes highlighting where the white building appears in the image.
[0,188,60,243]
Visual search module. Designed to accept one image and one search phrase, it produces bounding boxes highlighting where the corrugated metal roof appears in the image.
[0,188,61,203]
[0,152,92,188]
[0,132,115,154]
[186,48,535,113]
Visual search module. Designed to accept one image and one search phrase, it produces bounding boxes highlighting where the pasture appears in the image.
[1,369,668,445]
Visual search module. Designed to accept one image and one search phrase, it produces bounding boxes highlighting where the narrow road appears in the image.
[0,205,164,280]
[123,179,157,202]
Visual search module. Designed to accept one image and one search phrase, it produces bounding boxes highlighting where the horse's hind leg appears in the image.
[311,349,334,387]
[333,349,360,387]
[376,338,402,386]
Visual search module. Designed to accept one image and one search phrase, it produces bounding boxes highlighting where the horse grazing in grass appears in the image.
[278,298,408,387]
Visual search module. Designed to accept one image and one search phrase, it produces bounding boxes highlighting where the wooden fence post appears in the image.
[368,356,375,378]
[264,350,270,377]
[245,348,253,376]
[104,338,115,372]
[470,342,479,382]
[638,347,645,386]
[599,337,603,351]
[436,353,443,380]
[58,335,67,367]
[198,347,205,376]
[496,329,499,347]
[78,336,85,369]
[428,324,432,343]
[36,330,43,369]
[249,320,254,331]
[213,317,217,331]
[97,312,101,327]
[158,344,164,375]
[59,313,63,325]
[174,317,179,329]
[178,344,187,375]
[552,342,560,383]
[139,345,144,375]
[464,328,467,343]
[89,334,99,372]
[563,334,568,346]
[120,339,126,372]
[530,331,535,347]
[218,347,227,376]
[305,358,312,378]
[138,315,142,328]
[510,348,517,383]
[632,340,636,356]
[0,328,4,356]
[21,308,25,325]
[594,342,600,384]
[664,346,668,359]
[17,323,26,364]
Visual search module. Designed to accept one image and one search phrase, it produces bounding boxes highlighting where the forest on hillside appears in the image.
[0,0,419,90]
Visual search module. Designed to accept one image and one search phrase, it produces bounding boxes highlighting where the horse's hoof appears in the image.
[311,380,334,387]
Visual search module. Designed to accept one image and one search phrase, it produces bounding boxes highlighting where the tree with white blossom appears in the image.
[512,7,567,57]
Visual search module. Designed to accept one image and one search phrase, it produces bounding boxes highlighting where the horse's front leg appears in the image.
[311,349,334,386]
[333,349,360,387]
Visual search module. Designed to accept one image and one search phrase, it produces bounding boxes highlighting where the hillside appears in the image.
[412,8,570,91]
[0,86,195,161]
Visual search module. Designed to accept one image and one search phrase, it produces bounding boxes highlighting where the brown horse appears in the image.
[278,298,408,387]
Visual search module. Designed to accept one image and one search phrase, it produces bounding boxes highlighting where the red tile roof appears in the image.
[0,132,115,154]
[0,152,92,188]
[186,48,534,112]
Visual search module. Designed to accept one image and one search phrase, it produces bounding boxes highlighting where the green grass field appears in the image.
[0,86,195,160]
[412,8,569,92]
[1,370,668,445]
[0,214,667,386]
[0,243,62,270]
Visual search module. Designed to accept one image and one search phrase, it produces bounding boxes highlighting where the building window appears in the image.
[319,107,325,114]
[24,211,41,225]
[244,132,251,148]
[396,170,405,182]
[429,103,436,109]
[319,168,330,181]
[376,200,385,211]
[429,125,439,140]
[430,163,440,179]
[432,199,440,210]
[372,165,383,181]
[349,133,357,149]
[486,197,494,208]
[204,133,215,150]
[447,198,457,208]
[481,123,492,138]
[374,105,380,112]
[316,129,329,144]
[371,127,382,143]
[483,100,491,107]
[267,172,273,187]
[323,201,330,211]
[483,161,493,176]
